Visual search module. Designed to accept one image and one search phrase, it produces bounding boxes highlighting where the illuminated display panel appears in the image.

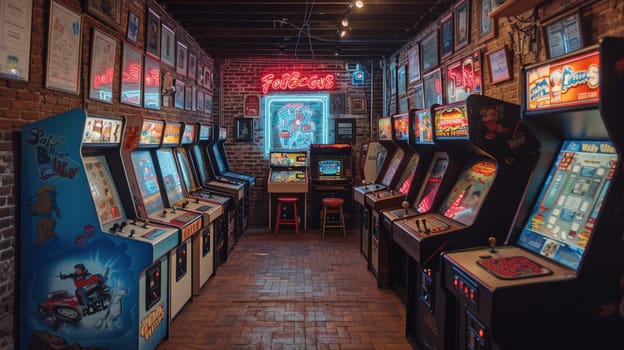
[192,145,210,185]
[218,127,227,141]
[416,154,449,212]
[163,122,182,145]
[439,158,497,226]
[434,105,469,140]
[198,124,213,142]
[319,159,341,176]
[396,153,419,195]
[84,155,125,225]
[176,148,200,191]
[378,117,392,140]
[131,150,164,215]
[381,148,405,187]
[517,140,617,271]
[270,151,308,167]
[182,124,196,144]
[139,120,165,145]
[156,148,185,205]
[264,95,329,156]
[270,170,307,183]
[392,113,409,141]
[82,116,123,144]
[413,110,434,144]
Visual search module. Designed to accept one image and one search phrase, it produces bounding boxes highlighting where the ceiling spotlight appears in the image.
[339,28,350,38]
[341,16,350,27]
[355,0,364,8]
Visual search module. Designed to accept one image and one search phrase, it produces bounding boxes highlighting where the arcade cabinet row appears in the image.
[356,38,624,350]
[19,114,254,350]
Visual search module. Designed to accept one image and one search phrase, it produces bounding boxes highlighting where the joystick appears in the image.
[161,209,167,217]
[402,200,410,214]
[488,236,497,253]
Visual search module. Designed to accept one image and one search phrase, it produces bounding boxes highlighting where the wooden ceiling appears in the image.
[156,0,446,59]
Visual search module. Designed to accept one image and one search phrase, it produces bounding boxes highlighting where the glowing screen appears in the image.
[156,148,185,205]
[163,123,182,145]
[176,148,199,191]
[270,170,306,183]
[319,159,341,176]
[192,145,209,184]
[139,120,165,145]
[396,153,420,195]
[198,124,212,142]
[413,110,434,144]
[182,124,196,144]
[434,105,469,139]
[393,113,409,141]
[381,148,405,187]
[270,152,308,167]
[84,155,124,225]
[417,153,449,213]
[378,117,392,140]
[517,140,617,271]
[218,127,227,141]
[131,150,164,215]
[83,116,123,144]
[212,143,227,173]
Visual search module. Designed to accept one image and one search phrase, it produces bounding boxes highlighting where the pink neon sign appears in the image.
[260,71,335,94]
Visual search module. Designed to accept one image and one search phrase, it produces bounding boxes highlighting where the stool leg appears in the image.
[292,201,299,236]
[274,202,282,236]
[339,206,346,237]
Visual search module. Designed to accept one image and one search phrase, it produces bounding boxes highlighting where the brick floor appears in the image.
[158,226,412,350]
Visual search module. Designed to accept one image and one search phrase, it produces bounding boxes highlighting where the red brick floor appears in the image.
[158,226,412,350]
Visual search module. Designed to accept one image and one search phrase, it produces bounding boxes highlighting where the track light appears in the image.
[339,28,350,38]
[341,15,350,27]
[355,0,364,8]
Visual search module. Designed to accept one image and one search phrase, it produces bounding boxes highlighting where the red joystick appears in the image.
[161,209,167,217]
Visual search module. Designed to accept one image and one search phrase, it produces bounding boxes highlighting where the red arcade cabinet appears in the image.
[441,37,624,350]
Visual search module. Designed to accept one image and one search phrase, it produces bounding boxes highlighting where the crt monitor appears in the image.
[318,158,342,178]
[131,150,165,215]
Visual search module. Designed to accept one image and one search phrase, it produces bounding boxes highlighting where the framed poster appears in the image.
[487,46,512,84]
[204,66,213,90]
[413,83,425,110]
[330,93,346,115]
[543,10,584,58]
[126,11,139,45]
[234,117,253,142]
[423,69,443,108]
[160,23,175,66]
[349,94,367,115]
[421,30,439,72]
[197,90,204,112]
[188,53,197,81]
[174,79,185,109]
[446,50,482,103]
[89,28,117,103]
[85,0,120,29]
[120,42,143,106]
[205,94,213,114]
[0,0,33,81]
[397,65,407,96]
[176,41,188,76]
[244,94,260,117]
[335,118,356,145]
[455,0,470,50]
[184,85,192,110]
[440,12,454,59]
[197,64,204,87]
[145,7,160,58]
[143,56,160,109]
[389,59,397,95]
[45,1,82,93]
[478,0,496,42]
[408,44,421,83]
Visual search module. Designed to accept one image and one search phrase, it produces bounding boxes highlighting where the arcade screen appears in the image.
[416,153,449,213]
[378,117,392,140]
[439,158,497,226]
[130,150,165,215]
[84,155,124,225]
[163,123,182,145]
[318,159,341,177]
[266,96,328,153]
[176,148,200,191]
[83,116,123,144]
[192,145,210,185]
[393,113,410,141]
[270,152,308,167]
[517,140,617,271]
[182,124,196,144]
[396,153,420,195]
[218,127,227,141]
[413,110,434,144]
[211,143,227,173]
[156,149,185,205]
[199,124,213,142]
[434,105,469,140]
[139,120,165,145]
[270,170,306,183]
[381,148,405,187]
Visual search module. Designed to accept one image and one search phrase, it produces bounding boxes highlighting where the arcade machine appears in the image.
[19,110,176,349]
[360,140,386,184]
[391,95,541,350]
[193,123,245,252]
[208,126,254,231]
[309,143,354,229]
[353,116,406,257]
[155,121,224,296]
[120,117,204,322]
[175,123,234,268]
[374,108,450,297]
[267,151,309,230]
[441,38,624,350]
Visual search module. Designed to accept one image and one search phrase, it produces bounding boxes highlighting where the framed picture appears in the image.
[143,56,160,109]
[145,7,160,59]
[399,97,409,113]
[330,93,346,115]
[89,28,117,103]
[184,85,192,110]
[397,65,407,96]
[543,10,584,58]
[160,23,175,66]
[85,0,120,29]
[440,12,454,59]
[204,66,213,90]
[205,94,213,114]
[423,69,443,108]
[349,94,367,115]
[446,50,482,102]
[176,41,188,76]
[408,44,421,83]
[120,42,143,106]
[174,79,185,109]
[413,82,425,110]
[335,118,356,145]
[197,90,204,112]
[0,0,33,81]
[487,46,512,84]
[389,59,397,95]
[244,94,260,117]
[45,1,82,94]
[188,53,197,81]
[421,30,439,72]
[126,11,139,45]
[197,64,204,86]
[455,0,470,50]
[234,117,253,142]
[478,0,496,42]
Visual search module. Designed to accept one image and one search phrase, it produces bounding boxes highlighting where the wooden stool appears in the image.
[321,197,346,237]
[274,197,299,235]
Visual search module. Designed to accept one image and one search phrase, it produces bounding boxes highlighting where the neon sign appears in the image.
[261,71,335,94]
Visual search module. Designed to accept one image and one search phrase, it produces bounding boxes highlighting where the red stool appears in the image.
[321,197,346,237]
[274,197,299,235]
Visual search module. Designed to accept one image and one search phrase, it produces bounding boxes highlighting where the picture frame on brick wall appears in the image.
[413,82,425,110]
[487,46,512,84]
[46,1,82,94]
[205,94,213,115]
[89,28,117,104]
[421,30,439,73]
[197,90,204,112]
[349,94,367,115]
[455,0,469,50]
[185,85,193,110]
[543,9,584,59]
[160,23,175,66]
[440,12,454,59]
[174,79,185,109]
[478,0,496,42]
[120,41,143,106]
[85,0,121,30]
[408,44,421,83]
[145,7,160,59]
[234,117,253,142]
[143,56,161,109]
[188,53,197,81]
[176,41,188,76]
[423,69,443,107]
[126,11,139,45]
[1,0,33,81]
[330,93,345,115]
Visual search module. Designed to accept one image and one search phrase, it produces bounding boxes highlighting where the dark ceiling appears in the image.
[157,0,448,59]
